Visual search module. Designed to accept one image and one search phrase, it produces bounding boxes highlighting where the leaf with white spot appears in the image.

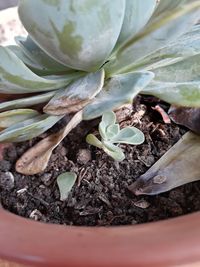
[18,0,126,72]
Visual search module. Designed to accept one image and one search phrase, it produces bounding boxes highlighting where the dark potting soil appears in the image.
[0,96,199,226]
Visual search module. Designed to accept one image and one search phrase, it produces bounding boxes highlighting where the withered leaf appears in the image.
[43,70,105,115]
[16,111,83,175]
[129,132,200,195]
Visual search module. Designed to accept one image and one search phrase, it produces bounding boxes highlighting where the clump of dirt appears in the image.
[1,96,199,226]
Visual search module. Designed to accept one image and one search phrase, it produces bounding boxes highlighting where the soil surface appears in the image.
[1,96,200,226]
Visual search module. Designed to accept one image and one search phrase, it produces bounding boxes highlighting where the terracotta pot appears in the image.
[1,7,200,267]
[0,145,200,267]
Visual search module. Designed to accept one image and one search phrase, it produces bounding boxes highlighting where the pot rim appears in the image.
[1,5,200,267]
[0,208,200,267]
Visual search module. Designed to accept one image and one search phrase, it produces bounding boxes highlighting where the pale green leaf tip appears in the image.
[57,172,77,201]
[86,134,103,149]
[102,111,116,125]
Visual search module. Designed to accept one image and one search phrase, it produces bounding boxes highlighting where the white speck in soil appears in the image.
[0,172,14,190]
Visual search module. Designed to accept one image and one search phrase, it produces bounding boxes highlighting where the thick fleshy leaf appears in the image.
[57,172,77,201]
[7,45,40,71]
[86,134,103,149]
[16,111,83,175]
[0,114,62,143]
[0,91,56,112]
[131,24,200,72]
[102,111,116,127]
[83,71,154,120]
[106,124,120,139]
[44,70,105,115]
[112,127,145,145]
[106,2,200,76]
[116,0,157,47]
[151,54,200,82]
[103,141,125,161]
[15,36,71,74]
[99,111,116,139]
[18,0,126,72]
[129,132,200,195]
[0,109,39,128]
[0,46,79,94]
[143,81,200,107]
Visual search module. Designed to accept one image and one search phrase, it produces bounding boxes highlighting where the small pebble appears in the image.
[17,188,27,195]
[77,149,91,165]
[0,172,14,190]
[29,209,43,221]
[133,199,150,209]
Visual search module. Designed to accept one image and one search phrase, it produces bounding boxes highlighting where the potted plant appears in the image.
[0,1,200,266]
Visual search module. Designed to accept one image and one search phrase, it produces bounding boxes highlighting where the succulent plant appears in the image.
[0,0,199,175]
[86,111,144,161]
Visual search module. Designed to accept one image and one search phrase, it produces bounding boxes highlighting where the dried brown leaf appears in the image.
[16,111,83,175]
[129,132,200,195]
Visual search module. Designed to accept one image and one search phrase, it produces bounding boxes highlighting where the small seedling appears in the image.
[0,0,199,183]
[57,172,77,201]
[86,111,144,161]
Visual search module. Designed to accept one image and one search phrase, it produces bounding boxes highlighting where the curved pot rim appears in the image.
[0,209,200,267]
[0,6,200,267]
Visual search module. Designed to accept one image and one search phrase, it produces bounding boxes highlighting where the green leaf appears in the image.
[106,2,200,76]
[115,0,157,48]
[57,172,77,201]
[0,91,56,112]
[102,111,116,126]
[130,24,200,72]
[99,111,116,139]
[86,134,103,149]
[153,0,187,17]
[103,141,125,161]
[129,132,200,195]
[7,45,41,72]
[0,46,79,94]
[83,71,154,120]
[105,124,120,139]
[15,35,71,74]
[143,81,200,107]
[44,70,105,115]
[0,114,63,142]
[151,54,200,82]
[112,127,145,145]
[0,109,39,128]
[18,0,126,72]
